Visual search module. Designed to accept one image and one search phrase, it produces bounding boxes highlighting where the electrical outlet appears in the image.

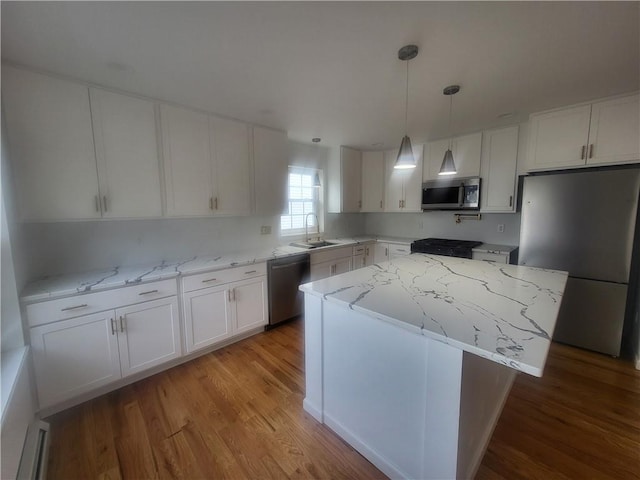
[497,224,505,233]
[260,225,271,235]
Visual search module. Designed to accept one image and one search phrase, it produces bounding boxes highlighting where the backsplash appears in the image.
[365,211,521,245]
[20,212,365,282]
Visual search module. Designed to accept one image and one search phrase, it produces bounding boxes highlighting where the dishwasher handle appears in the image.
[270,260,309,270]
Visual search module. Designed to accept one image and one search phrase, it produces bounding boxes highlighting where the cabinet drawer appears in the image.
[26,279,178,327]
[472,252,510,264]
[353,245,366,255]
[311,246,353,265]
[182,262,266,293]
[388,244,411,257]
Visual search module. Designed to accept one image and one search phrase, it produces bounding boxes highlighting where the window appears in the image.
[280,167,322,235]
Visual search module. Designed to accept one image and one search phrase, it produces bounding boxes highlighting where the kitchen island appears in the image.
[300,253,568,480]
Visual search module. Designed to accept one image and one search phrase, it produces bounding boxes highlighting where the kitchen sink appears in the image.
[289,240,337,249]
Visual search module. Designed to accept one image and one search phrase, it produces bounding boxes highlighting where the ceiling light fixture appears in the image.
[394,44,419,170]
[439,84,460,176]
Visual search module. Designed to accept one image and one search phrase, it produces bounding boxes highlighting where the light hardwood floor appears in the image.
[45,318,640,479]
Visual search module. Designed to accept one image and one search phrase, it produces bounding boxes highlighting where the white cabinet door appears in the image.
[587,94,640,165]
[233,277,267,334]
[403,144,424,212]
[30,311,121,408]
[2,66,101,221]
[361,151,385,212]
[384,150,405,212]
[352,254,366,270]
[116,297,181,377]
[363,244,375,267]
[90,88,162,218]
[384,146,423,212]
[183,285,232,353]
[424,133,482,180]
[334,257,352,275]
[341,147,362,212]
[310,261,333,281]
[374,243,390,263]
[210,116,252,216]
[253,126,288,215]
[480,126,519,213]
[161,104,214,216]
[528,105,592,170]
[388,243,411,260]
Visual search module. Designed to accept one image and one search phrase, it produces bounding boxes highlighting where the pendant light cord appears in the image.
[404,59,409,135]
[448,93,453,149]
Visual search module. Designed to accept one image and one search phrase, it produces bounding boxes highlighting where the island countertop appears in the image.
[300,253,568,377]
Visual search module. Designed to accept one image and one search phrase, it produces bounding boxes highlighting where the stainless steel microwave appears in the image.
[421,177,481,210]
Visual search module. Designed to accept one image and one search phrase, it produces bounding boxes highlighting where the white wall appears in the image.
[365,211,521,246]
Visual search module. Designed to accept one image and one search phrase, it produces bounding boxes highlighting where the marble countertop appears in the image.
[472,243,518,254]
[20,237,377,303]
[300,253,567,377]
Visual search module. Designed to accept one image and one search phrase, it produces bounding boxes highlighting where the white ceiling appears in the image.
[2,2,639,150]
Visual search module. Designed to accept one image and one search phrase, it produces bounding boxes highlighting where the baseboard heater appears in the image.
[17,420,50,480]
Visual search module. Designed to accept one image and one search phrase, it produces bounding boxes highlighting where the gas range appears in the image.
[410,238,483,259]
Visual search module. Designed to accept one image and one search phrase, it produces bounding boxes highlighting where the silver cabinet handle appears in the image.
[509,195,513,207]
[228,290,232,302]
[138,289,158,296]
[358,200,362,209]
[214,197,218,210]
[385,247,388,257]
[232,288,236,301]
[201,278,218,283]
[119,315,124,333]
[61,304,88,312]
[95,195,100,212]
[103,196,108,212]
[244,270,257,275]
[110,318,116,335]
[365,247,369,255]
[589,144,594,158]
[209,197,214,210]
[581,145,586,160]
[380,200,383,209]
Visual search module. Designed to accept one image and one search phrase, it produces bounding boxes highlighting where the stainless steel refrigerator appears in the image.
[519,167,640,356]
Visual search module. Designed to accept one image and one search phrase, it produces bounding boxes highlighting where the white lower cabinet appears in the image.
[374,242,411,263]
[352,243,374,270]
[310,246,353,281]
[182,263,267,353]
[28,289,180,409]
[116,298,182,377]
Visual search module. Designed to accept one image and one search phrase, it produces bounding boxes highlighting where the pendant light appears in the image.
[394,45,419,169]
[439,84,460,175]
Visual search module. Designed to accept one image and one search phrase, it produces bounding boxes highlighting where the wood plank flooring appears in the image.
[46,318,640,479]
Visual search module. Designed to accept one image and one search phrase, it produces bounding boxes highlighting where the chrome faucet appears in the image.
[305,212,320,243]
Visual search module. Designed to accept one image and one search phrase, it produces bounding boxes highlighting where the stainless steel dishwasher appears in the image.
[266,253,310,328]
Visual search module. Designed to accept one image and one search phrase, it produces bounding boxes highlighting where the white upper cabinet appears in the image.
[161,104,214,216]
[89,88,162,218]
[327,146,362,213]
[2,66,101,221]
[210,116,251,216]
[528,93,639,170]
[384,144,423,212]
[424,132,482,181]
[480,126,519,213]
[161,105,252,217]
[361,151,385,212]
[253,126,288,215]
[340,147,362,212]
[587,95,640,165]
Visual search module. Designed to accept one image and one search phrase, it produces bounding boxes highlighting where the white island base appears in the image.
[304,295,516,480]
